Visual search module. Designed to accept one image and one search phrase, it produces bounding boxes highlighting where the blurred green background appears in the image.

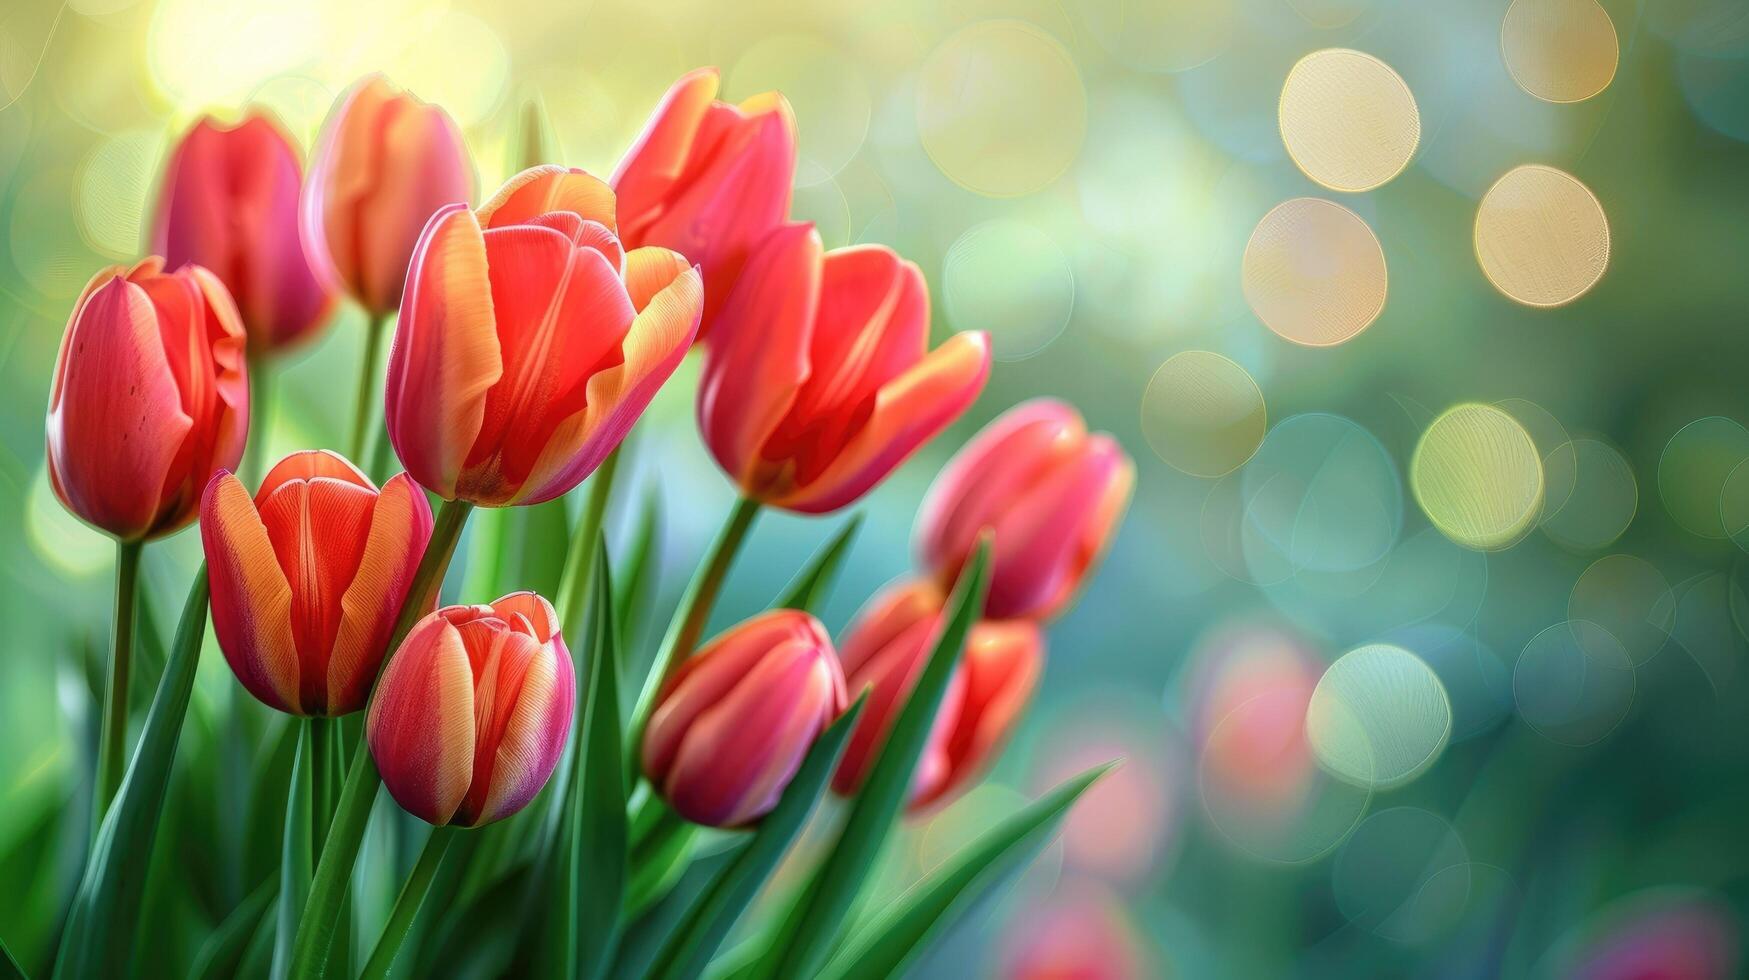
[8,0,1749,976]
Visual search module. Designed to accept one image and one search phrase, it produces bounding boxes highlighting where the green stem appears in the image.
[555,446,623,640]
[286,498,473,980]
[348,313,391,463]
[95,538,143,824]
[359,826,457,980]
[624,496,761,772]
[243,349,272,486]
[310,716,334,855]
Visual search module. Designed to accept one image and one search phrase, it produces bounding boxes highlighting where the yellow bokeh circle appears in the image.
[1279,48,1421,193]
[1412,403,1546,551]
[1140,351,1268,478]
[1242,198,1387,347]
[1307,644,1452,791]
[1474,164,1610,307]
[1501,0,1620,104]
[916,19,1086,198]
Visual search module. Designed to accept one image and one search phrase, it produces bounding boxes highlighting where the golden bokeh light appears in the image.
[1140,351,1267,478]
[730,35,870,185]
[1474,164,1610,307]
[1278,48,1420,192]
[1242,198,1387,346]
[74,129,163,259]
[1307,644,1452,791]
[1412,404,1545,551]
[916,19,1086,198]
[942,219,1074,360]
[1501,0,1619,104]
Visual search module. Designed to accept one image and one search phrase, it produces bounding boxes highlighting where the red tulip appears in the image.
[643,609,846,827]
[301,74,475,316]
[831,580,1043,813]
[385,166,702,506]
[916,399,1133,621]
[46,258,248,541]
[200,451,434,716]
[368,592,575,827]
[151,111,336,353]
[612,67,795,337]
[699,223,989,514]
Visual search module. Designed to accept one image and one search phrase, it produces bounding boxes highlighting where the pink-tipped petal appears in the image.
[369,615,478,825]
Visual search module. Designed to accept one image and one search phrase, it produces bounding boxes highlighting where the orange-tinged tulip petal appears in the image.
[47,260,249,541]
[302,74,475,315]
[386,169,702,506]
[699,227,989,514]
[368,593,575,826]
[200,450,434,716]
[916,399,1135,621]
[151,111,335,352]
[612,67,797,338]
[832,579,1044,813]
[642,609,846,827]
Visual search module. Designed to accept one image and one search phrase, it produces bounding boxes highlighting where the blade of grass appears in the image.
[754,541,991,979]
[773,514,863,612]
[52,569,209,980]
[820,763,1116,980]
[646,695,868,980]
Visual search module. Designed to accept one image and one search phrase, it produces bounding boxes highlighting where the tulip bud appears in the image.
[643,609,846,827]
[385,166,702,506]
[46,259,249,541]
[200,451,434,716]
[916,399,1134,621]
[302,74,476,316]
[699,223,990,514]
[612,67,795,338]
[368,593,575,827]
[831,580,1043,813]
[151,111,336,353]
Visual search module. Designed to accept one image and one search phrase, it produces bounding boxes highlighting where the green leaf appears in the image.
[359,825,457,979]
[190,872,278,980]
[499,499,571,599]
[272,722,315,980]
[513,86,559,171]
[818,763,1116,980]
[754,541,991,979]
[615,485,664,656]
[3,931,26,980]
[646,696,868,980]
[52,570,210,980]
[625,808,698,918]
[458,506,506,604]
[571,543,627,980]
[773,514,863,613]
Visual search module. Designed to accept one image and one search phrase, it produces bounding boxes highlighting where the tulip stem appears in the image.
[286,498,472,980]
[624,495,761,772]
[556,445,623,640]
[348,313,391,463]
[359,825,457,980]
[94,538,143,825]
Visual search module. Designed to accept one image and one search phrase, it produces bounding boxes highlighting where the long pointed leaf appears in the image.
[271,723,314,980]
[755,542,991,979]
[2,932,25,980]
[647,696,868,980]
[774,514,863,613]
[573,543,627,980]
[52,570,210,980]
[615,485,664,656]
[820,763,1116,980]
[190,872,278,980]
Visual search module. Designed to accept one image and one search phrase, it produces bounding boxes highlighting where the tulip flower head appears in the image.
[151,110,335,353]
[201,451,435,716]
[612,67,796,336]
[916,399,1134,621]
[302,74,475,316]
[384,166,703,506]
[369,593,575,827]
[831,580,1043,813]
[47,258,249,541]
[699,223,990,514]
[643,609,847,827]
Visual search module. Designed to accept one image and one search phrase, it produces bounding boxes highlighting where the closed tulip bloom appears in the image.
[699,223,990,514]
[643,610,847,827]
[151,111,335,352]
[47,258,248,541]
[302,74,475,316]
[385,166,703,506]
[916,399,1134,621]
[368,593,575,827]
[612,67,795,336]
[831,580,1043,812]
[201,451,435,716]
